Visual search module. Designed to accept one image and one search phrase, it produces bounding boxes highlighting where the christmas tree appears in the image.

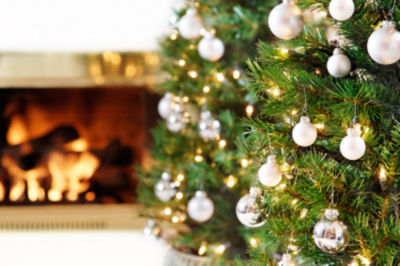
[137,0,277,261]
[239,0,400,265]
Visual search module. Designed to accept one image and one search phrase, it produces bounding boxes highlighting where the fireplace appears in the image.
[0,87,157,206]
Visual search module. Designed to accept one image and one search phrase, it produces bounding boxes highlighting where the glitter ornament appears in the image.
[258,155,282,187]
[198,32,225,62]
[268,0,304,40]
[154,172,176,202]
[198,110,221,140]
[178,8,203,40]
[236,187,265,228]
[329,0,355,21]
[327,48,351,78]
[187,191,214,223]
[313,209,349,253]
[292,116,317,147]
[340,127,366,160]
[367,20,400,65]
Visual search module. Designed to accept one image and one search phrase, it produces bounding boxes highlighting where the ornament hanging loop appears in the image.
[301,87,308,116]
[351,99,358,127]
[386,0,397,21]
[265,128,274,155]
[329,177,335,208]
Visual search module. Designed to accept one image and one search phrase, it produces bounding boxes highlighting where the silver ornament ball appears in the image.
[178,8,204,40]
[313,209,349,253]
[236,187,265,228]
[268,0,304,40]
[340,128,366,160]
[327,48,351,78]
[258,155,282,187]
[143,219,162,239]
[329,0,355,21]
[367,20,400,65]
[154,172,176,202]
[187,191,214,223]
[292,116,318,147]
[198,32,225,62]
[198,110,221,140]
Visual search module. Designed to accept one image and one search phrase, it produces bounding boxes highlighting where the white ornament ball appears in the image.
[178,8,204,40]
[367,20,400,65]
[327,48,351,78]
[167,112,186,132]
[329,0,355,21]
[313,209,349,253]
[258,155,282,187]
[278,254,297,266]
[187,191,214,223]
[158,93,173,119]
[236,187,265,228]
[268,0,304,40]
[292,116,318,147]
[198,110,221,140]
[154,172,176,202]
[198,32,225,62]
[340,128,366,160]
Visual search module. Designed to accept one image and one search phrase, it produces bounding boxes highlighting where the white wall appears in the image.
[0,0,181,52]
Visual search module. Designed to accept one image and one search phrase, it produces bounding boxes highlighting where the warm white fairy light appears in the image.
[291,109,298,116]
[277,183,286,190]
[178,59,186,67]
[232,69,241,79]
[198,242,207,256]
[219,139,227,148]
[175,192,184,200]
[299,208,308,219]
[215,244,226,255]
[164,207,172,215]
[224,175,237,188]
[200,27,207,36]
[240,158,249,168]
[315,123,325,130]
[291,199,298,206]
[268,87,280,97]
[379,166,387,181]
[249,237,258,248]
[216,72,225,82]
[203,85,211,93]
[171,216,180,223]
[170,29,178,40]
[188,70,198,78]
[195,155,204,162]
[354,123,362,136]
[174,180,181,187]
[245,105,254,117]
[177,173,185,181]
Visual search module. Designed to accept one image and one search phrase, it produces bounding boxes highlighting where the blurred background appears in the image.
[0,0,179,265]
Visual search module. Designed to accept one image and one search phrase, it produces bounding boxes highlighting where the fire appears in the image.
[63,138,89,152]
[6,115,30,145]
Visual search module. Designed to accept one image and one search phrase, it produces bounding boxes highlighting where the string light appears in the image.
[315,68,321,75]
[216,72,225,82]
[224,175,237,188]
[177,173,185,181]
[249,237,258,248]
[182,96,189,102]
[195,155,204,162]
[245,105,254,117]
[171,216,180,223]
[203,85,211,93]
[164,207,172,215]
[215,244,226,255]
[277,183,286,190]
[291,109,298,116]
[219,139,227,148]
[188,70,198,78]
[268,87,280,97]
[174,180,181,187]
[178,59,186,67]
[240,158,249,168]
[170,30,178,40]
[198,242,207,256]
[291,199,298,206]
[175,192,184,200]
[379,166,387,181]
[232,69,241,79]
[200,27,207,36]
[315,123,325,130]
[299,208,308,219]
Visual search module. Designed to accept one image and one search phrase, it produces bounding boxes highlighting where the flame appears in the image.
[0,182,5,201]
[63,138,89,152]
[6,115,29,145]
[48,151,100,201]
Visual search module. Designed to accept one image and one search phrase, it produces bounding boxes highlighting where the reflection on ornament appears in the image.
[258,155,282,187]
[143,219,161,239]
[327,48,351,78]
[236,187,265,228]
[198,32,225,62]
[154,172,176,202]
[187,191,214,223]
[340,127,366,160]
[313,209,349,253]
[292,116,318,147]
[199,110,221,140]
[268,0,304,40]
[278,254,297,266]
[367,20,400,65]
[178,8,204,40]
[329,0,354,21]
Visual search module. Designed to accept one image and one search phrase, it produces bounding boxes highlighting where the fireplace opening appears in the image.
[0,88,157,205]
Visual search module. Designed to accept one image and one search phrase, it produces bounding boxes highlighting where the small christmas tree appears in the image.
[137,0,277,261]
[240,0,400,264]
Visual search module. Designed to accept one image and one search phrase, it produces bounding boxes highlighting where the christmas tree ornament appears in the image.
[143,219,162,239]
[178,8,204,40]
[258,155,282,187]
[340,127,366,160]
[327,48,351,78]
[187,191,214,223]
[292,116,317,147]
[278,254,297,266]
[268,0,304,40]
[154,172,177,202]
[367,20,400,65]
[236,187,265,228]
[198,110,221,140]
[158,93,174,119]
[198,32,225,62]
[328,0,355,21]
[313,209,349,253]
[167,101,187,132]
